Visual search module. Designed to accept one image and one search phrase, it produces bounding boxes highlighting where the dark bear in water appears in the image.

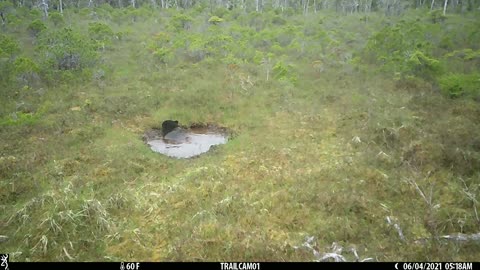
[162,120,179,136]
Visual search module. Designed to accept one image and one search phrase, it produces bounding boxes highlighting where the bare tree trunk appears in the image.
[0,12,6,26]
[59,0,63,13]
[41,0,48,18]
[451,0,458,10]
[131,0,136,8]
[365,0,372,12]
[323,0,329,9]
[256,0,259,11]
[443,0,448,14]
[314,0,317,12]
[431,0,435,9]
[304,0,309,14]
[384,0,390,15]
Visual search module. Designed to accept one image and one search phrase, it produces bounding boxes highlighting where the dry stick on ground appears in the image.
[406,175,440,238]
[414,233,480,245]
[298,174,480,260]
[406,176,431,206]
[386,216,406,242]
[63,247,75,260]
[406,175,480,244]
[441,233,480,242]
[459,177,480,224]
[0,235,8,243]
[294,237,373,262]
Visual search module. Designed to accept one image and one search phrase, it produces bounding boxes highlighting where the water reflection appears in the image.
[145,127,228,159]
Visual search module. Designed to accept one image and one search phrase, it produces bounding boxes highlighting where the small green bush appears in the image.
[428,10,446,24]
[271,15,287,25]
[27,19,47,37]
[0,111,39,126]
[208,16,224,25]
[88,22,114,41]
[439,73,480,98]
[13,57,40,86]
[88,22,114,49]
[273,61,297,84]
[211,7,229,18]
[0,34,20,88]
[49,12,64,26]
[0,34,19,58]
[170,13,193,31]
[364,20,444,80]
[36,28,98,83]
[152,47,172,64]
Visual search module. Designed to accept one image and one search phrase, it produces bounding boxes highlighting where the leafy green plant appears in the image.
[428,10,446,24]
[88,22,114,49]
[365,20,442,80]
[273,61,297,84]
[271,15,287,25]
[0,111,39,126]
[0,34,20,88]
[152,47,172,64]
[88,22,114,41]
[439,73,480,98]
[405,50,442,79]
[0,34,19,58]
[49,12,64,26]
[208,16,224,25]
[147,32,173,64]
[170,13,193,31]
[36,28,98,82]
[0,1,14,24]
[13,57,40,86]
[27,19,47,37]
[443,49,480,73]
[211,7,229,18]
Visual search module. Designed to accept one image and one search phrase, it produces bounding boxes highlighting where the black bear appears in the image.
[162,120,179,136]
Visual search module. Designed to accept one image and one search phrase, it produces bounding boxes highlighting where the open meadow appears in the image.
[1,1,480,261]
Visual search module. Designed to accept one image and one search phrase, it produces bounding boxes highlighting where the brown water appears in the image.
[144,127,228,159]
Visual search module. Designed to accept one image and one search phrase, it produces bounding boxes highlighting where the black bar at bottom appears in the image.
[9,262,479,270]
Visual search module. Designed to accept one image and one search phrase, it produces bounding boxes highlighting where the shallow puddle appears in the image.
[144,126,229,159]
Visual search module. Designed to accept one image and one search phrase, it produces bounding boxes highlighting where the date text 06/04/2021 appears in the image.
[398,263,473,270]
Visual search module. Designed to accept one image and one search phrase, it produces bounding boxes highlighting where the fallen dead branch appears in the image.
[414,233,480,245]
[294,237,374,262]
[440,233,480,242]
[386,216,406,242]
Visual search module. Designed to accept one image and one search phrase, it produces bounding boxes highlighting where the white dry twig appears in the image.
[414,232,480,245]
[294,236,373,262]
[386,216,406,242]
[440,233,480,242]
[0,235,8,243]
[63,247,75,260]
[407,178,429,205]
[318,253,346,262]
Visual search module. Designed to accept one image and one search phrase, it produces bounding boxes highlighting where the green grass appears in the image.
[1,9,480,262]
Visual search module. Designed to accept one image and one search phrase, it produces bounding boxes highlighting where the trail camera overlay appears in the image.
[0,254,9,270]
